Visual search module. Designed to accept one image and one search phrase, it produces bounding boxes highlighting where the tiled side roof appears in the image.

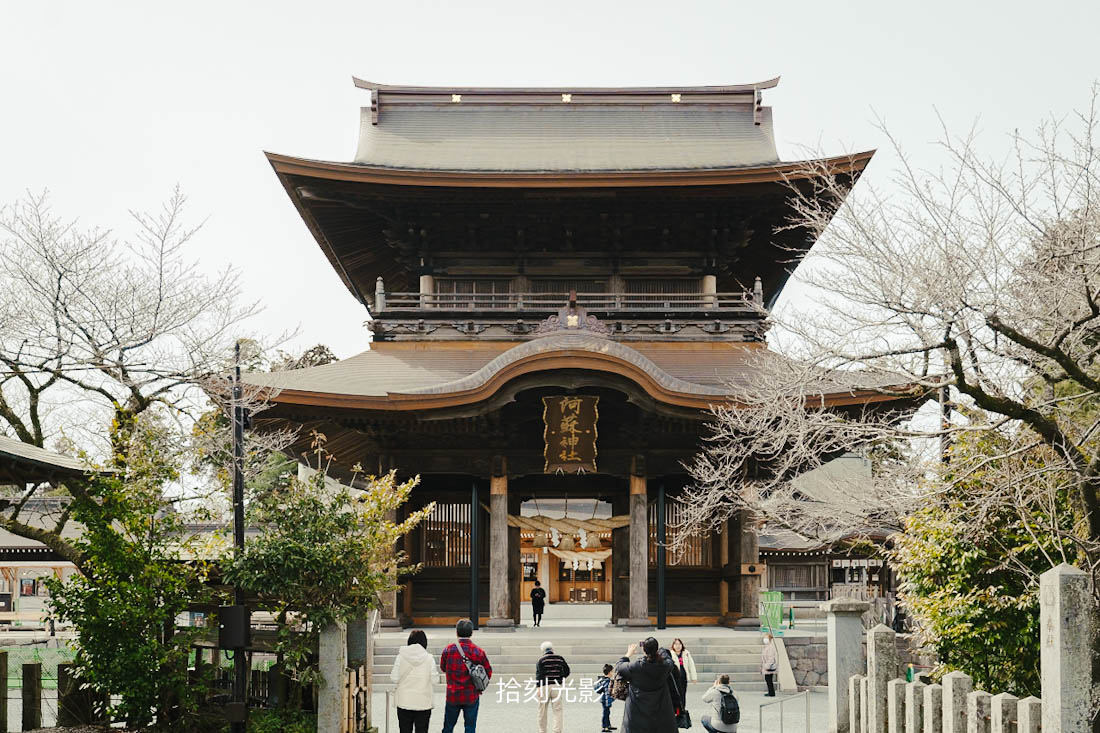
[0,435,94,483]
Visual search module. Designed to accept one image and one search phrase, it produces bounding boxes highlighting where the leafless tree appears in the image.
[680,89,1100,584]
[0,188,287,562]
[0,188,260,455]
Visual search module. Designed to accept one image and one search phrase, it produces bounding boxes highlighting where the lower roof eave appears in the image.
[265,150,874,189]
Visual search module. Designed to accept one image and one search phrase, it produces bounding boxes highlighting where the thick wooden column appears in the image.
[735,509,761,626]
[625,456,652,628]
[487,457,515,631]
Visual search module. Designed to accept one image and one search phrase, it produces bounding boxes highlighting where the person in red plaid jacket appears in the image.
[439,618,493,733]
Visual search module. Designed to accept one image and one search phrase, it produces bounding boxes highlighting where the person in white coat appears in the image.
[760,633,778,697]
[669,638,697,715]
[391,629,435,733]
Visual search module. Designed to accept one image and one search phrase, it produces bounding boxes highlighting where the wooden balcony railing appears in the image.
[375,291,761,312]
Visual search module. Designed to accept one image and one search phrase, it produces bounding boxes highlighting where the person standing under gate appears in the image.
[530,579,547,627]
[440,619,493,733]
[535,640,571,733]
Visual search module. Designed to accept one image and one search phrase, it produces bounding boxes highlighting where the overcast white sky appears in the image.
[2,0,1098,359]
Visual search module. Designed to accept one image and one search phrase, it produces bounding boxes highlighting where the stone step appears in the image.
[370,679,773,693]
[373,643,763,655]
[371,668,761,681]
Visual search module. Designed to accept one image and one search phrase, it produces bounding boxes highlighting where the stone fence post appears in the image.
[867,624,898,733]
[1040,564,1091,733]
[850,675,865,733]
[989,692,1017,733]
[941,671,972,733]
[1016,697,1041,733]
[904,680,924,733]
[965,690,990,733]
[923,683,943,733]
[823,598,870,732]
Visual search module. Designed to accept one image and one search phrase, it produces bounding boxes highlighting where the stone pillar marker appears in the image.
[867,624,898,733]
[849,674,865,733]
[887,679,906,733]
[380,504,401,628]
[823,598,870,732]
[625,456,651,627]
[317,621,348,733]
[923,683,943,733]
[941,671,972,733]
[1015,697,1040,733]
[1040,563,1090,733]
[487,456,515,631]
[989,692,1017,733]
[965,690,991,733]
[905,680,925,733]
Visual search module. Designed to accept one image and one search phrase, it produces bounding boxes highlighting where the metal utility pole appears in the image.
[228,342,249,732]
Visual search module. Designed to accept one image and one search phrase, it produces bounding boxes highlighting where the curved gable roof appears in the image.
[245,337,907,413]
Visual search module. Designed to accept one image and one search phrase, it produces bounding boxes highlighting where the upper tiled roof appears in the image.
[351,79,781,172]
[353,105,779,172]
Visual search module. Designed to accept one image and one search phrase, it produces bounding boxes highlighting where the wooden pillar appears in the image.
[656,482,667,629]
[735,509,761,626]
[611,492,629,623]
[625,456,652,628]
[0,651,7,730]
[487,457,515,631]
[469,480,480,630]
[22,662,41,731]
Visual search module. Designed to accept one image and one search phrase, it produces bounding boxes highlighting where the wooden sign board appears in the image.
[543,395,599,473]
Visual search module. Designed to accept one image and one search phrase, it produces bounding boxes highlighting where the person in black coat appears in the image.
[530,580,546,627]
[613,637,679,733]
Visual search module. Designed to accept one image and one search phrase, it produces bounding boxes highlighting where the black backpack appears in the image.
[719,689,740,725]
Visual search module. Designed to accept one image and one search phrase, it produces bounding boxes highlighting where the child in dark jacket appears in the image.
[593,663,616,732]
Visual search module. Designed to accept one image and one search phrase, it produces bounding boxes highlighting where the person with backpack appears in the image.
[389,629,434,733]
[700,674,739,733]
[593,663,617,732]
[534,640,571,733]
[439,618,492,733]
[613,637,678,733]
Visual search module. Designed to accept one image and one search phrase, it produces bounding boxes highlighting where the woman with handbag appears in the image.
[613,638,679,733]
[669,638,697,719]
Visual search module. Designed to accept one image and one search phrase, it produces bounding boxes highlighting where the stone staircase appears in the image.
[371,635,768,693]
